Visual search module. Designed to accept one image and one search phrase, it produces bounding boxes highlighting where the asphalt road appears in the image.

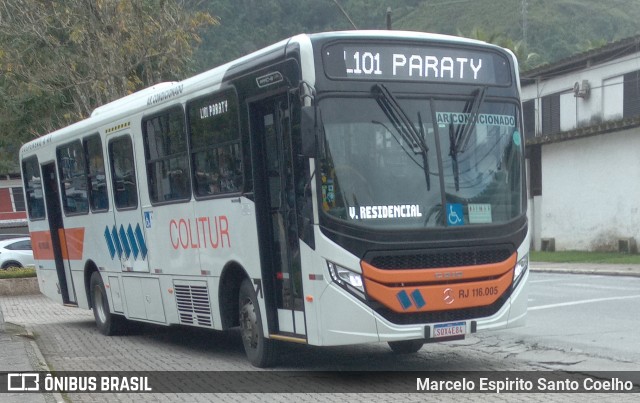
[502,272,640,370]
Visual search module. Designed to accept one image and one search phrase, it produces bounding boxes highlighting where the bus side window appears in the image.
[84,134,109,212]
[187,90,242,197]
[108,136,138,209]
[56,141,89,215]
[142,106,191,204]
[22,156,45,220]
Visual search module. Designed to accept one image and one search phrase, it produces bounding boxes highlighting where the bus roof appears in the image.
[90,82,179,117]
[307,30,491,47]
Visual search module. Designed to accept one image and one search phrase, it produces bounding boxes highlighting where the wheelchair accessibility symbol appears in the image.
[447,203,464,226]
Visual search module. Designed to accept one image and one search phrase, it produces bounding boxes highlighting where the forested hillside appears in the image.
[2,0,640,173]
[195,0,640,72]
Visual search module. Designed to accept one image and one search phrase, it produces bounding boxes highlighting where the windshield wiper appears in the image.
[372,83,431,190]
[449,86,487,191]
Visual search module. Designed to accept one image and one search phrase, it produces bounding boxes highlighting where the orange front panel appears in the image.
[30,231,55,260]
[361,253,516,284]
[364,269,514,313]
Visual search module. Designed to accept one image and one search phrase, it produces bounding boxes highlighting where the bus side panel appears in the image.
[138,197,261,330]
[62,213,118,309]
[142,201,201,276]
[36,268,64,305]
[30,227,63,303]
[298,241,320,344]
[193,197,263,330]
[136,199,197,325]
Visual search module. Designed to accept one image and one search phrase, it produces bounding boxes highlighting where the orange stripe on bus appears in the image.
[360,253,517,284]
[30,231,55,260]
[30,228,85,261]
[58,227,85,260]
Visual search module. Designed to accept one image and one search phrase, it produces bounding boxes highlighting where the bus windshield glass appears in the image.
[318,94,523,229]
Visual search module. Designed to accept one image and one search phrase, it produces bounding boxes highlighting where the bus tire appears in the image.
[239,278,276,367]
[388,340,424,354]
[90,271,122,336]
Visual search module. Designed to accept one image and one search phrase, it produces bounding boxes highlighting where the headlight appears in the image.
[513,253,528,288]
[327,261,365,299]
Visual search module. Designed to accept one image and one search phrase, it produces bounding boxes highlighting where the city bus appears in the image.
[19,31,529,367]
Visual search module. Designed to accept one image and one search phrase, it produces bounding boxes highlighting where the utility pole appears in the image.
[522,0,528,49]
[386,7,392,30]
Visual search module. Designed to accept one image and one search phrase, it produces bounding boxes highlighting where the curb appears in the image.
[0,277,40,296]
[24,324,66,403]
[530,264,640,278]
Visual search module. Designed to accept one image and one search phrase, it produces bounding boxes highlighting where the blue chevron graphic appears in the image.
[119,225,130,259]
[104,227,116,259]
[135,224,148,259]
[127,224,139,260]
[112,226,123,258]
[104,222,148,261]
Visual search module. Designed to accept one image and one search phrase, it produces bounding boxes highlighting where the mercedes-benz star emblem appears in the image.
[444,288,455,305]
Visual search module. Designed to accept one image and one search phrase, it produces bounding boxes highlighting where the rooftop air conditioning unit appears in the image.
[573,80,590,99]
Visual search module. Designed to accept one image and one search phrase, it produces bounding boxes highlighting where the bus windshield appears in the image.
[318,94,524,229]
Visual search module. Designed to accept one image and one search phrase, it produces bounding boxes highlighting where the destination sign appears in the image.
[323,42,511,85]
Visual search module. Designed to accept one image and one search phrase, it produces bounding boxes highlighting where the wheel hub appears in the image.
[240,298,258,349]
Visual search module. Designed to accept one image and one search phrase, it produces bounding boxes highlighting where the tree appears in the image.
[0,0,217,172]
[457,27,544,71]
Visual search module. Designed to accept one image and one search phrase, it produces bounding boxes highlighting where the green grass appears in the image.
[531,250,640,264]
[0,266,37,279]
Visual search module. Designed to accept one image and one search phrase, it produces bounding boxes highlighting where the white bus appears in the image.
[20,31,529,367]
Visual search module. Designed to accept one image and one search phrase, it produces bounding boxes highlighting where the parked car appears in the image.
[0,233,29,241]
[0,237,34,269]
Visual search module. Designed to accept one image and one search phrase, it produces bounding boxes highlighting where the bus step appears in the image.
[270,334,307,344]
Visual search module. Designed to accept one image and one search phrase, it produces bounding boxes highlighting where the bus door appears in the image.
[106,134,149,274]
[250,93,306,337]
[41,162,77,305]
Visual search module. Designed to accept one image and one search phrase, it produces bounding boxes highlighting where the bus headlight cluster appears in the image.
[513,253,528,288]
[327,261,365,298]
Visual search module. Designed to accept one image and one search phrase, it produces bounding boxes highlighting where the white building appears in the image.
[522,36,640,252]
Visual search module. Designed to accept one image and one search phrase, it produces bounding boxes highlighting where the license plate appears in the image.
[433,321,466,338]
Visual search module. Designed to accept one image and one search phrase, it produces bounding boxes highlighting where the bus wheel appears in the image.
[388,340,424,354]
[238,278,276,367]
[90,271,122,336]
